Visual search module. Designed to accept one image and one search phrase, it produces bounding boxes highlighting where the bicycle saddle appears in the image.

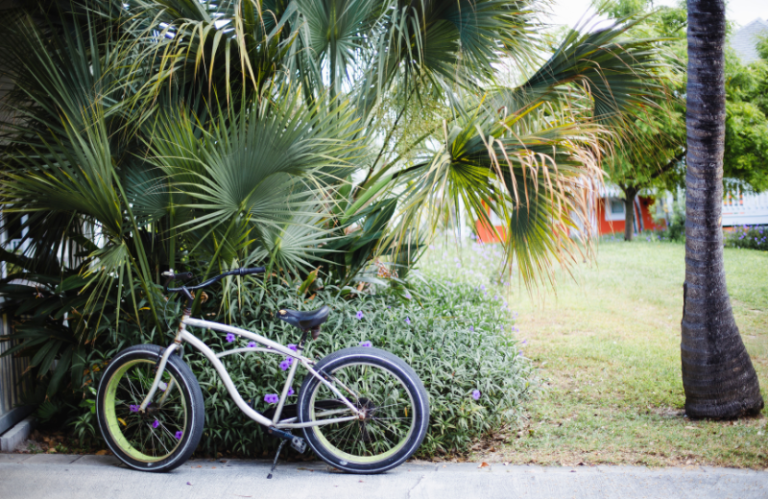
[278,306,330,333]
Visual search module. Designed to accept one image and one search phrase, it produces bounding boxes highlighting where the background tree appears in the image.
[723,48,768,193]
[681,0,763,419]
[595,0,687,241]
[598,0,768,241]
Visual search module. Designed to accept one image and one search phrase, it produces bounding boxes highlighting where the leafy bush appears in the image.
[725,225,768,251]
[652,197,686,242]
[148,275,531,458]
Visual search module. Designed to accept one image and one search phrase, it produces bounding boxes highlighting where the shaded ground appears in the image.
[476,241,768,469]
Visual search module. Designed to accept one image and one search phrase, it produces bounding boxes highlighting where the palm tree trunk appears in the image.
[682,0,763,418]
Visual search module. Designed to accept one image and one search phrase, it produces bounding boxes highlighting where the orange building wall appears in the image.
[476,219,505,244]
[597,196,665,235]
[477,196,665,242]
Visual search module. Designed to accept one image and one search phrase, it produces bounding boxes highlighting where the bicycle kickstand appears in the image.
[266,440,287,479]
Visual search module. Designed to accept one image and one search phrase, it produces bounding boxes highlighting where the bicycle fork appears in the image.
[139,343,178,412]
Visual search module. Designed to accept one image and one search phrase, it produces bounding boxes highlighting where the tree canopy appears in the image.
[596,0,768,216]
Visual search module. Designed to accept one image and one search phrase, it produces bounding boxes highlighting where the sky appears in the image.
[548,0,768,29]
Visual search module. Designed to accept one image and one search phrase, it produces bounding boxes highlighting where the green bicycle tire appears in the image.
[96,344,204,472]
[297,347,430,473]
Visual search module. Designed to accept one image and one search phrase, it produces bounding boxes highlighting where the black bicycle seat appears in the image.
[277,306,330,331]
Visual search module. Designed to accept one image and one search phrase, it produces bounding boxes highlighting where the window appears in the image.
[605,198,626,221]
[610,199,625,215]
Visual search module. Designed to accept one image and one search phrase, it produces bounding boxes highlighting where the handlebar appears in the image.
[165,267,265,295]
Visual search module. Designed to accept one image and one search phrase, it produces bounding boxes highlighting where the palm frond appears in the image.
[489,16,664,126]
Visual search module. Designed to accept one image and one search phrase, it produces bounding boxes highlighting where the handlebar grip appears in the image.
[238,267,265,276]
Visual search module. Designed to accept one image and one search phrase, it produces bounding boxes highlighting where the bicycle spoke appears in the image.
[309,361,415,460]
[106,359,187,462]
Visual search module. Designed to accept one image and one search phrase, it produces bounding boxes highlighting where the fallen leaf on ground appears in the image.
[95,450,109,456]
[478,462,490,468]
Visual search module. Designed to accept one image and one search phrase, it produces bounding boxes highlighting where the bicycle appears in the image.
[95,267,430,477]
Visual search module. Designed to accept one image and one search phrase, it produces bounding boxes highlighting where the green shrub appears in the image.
[656,199,686,242]
[160,276,531,458]
[725,225,768,251]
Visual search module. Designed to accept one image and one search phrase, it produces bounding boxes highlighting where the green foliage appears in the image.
[652,197,685,242]
[758,35,768,62]
[172,276,530,457]
[0,0,665,447]
[71,387,99,446]
[725,226,768,251]
[598,1,768,199]
[596,1,687,197]
[724,58,768,193]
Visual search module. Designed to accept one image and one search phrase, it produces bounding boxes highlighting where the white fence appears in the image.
[722,190,768,227]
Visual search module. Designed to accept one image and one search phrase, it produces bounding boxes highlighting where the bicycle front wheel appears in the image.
[96,344,204,472]
[297,347,429,473]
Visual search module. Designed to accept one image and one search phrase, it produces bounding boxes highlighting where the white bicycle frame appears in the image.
[138,313,363,429]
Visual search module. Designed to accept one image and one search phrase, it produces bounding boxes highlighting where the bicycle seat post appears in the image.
[174,287,194,343]
[297,329,309,352]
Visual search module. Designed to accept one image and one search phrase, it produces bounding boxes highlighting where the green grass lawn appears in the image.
[424,238,768,468]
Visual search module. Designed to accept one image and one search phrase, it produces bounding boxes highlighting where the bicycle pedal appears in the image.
[290,437,307,454]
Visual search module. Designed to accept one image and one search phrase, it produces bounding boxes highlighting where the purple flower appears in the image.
[129,404,140,413]
[404,291,412,300]
[519,350,524,356]
[287,344,298,352]
[469,326,474,332]
[152,419,160,429]
[287,387,295,397]
[247,341,257,348]
[522,339,527,345]
[359,340,372,347]
[226,333,236,343]
[512,326,519,332]
[356,311,364,320]
[471,390,481,400]
[480,285,486,291]
[279,359,292,371]
[264,394,279,404]
[158,381,167,392]
[405,317,411,325]
[175,431,183,439]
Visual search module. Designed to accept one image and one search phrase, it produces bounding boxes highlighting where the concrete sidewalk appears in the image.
[1,453,766,499]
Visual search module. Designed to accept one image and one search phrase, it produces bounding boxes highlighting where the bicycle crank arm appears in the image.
[266,427,307,454]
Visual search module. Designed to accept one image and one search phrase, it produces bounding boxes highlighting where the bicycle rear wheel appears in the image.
[96,344,204,472]
[297,347,429,473]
